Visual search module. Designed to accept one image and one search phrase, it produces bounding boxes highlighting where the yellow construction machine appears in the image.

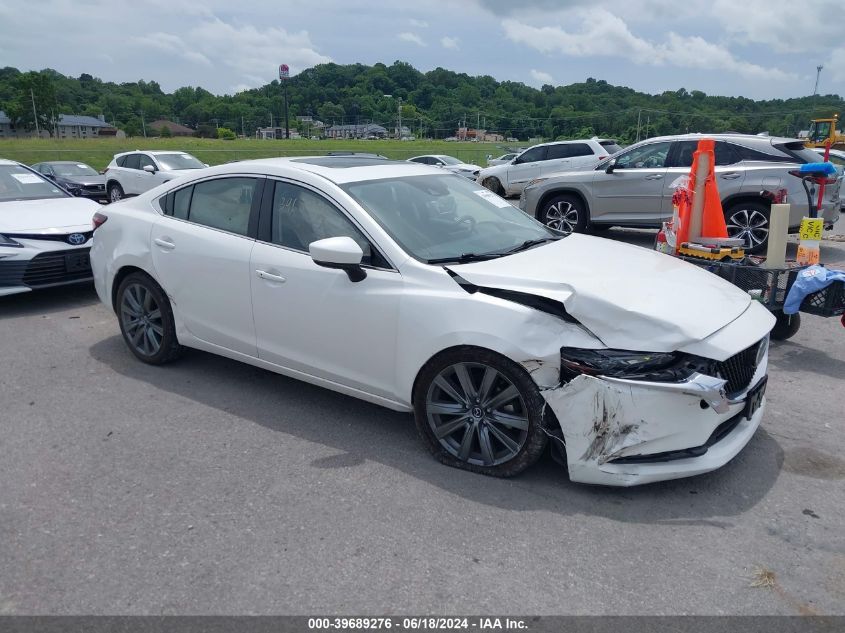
[801,114,845,150]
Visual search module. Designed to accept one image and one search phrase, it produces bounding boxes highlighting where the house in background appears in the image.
[326,123,388,139]
[56,114,121,139]
[148,119,194,137]
[256,127,302,140]
[0,110,12,138]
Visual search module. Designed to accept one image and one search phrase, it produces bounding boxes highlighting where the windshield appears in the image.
[342,174,558,263]
[0,165,68,202]
[809,121,831,142]
[437,156,462,166]
[52,163,98,177]
[156,153,205,170]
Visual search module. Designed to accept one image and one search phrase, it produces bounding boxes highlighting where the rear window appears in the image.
[599,141,623,154]
[116,155,127,167]
[775,142,826,164]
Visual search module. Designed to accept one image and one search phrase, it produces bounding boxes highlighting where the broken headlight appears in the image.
[560,347,712,383]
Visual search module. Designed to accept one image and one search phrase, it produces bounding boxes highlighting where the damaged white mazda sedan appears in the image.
[91,157,775,486]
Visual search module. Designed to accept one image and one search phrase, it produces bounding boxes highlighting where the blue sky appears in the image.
[0,0,842,99]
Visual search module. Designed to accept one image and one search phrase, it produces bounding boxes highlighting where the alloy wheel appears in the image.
[120,283,163,357]
[425,362,529,467]
[544,201,579,234]
[726,208,769,249]
[109,186,122,202]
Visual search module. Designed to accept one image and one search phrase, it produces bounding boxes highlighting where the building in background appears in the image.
[326,123,388,139]
[0,111,124,138]
[148,120,194,137]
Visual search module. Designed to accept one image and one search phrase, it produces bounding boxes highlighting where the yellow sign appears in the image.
[799,217,823,241]
[796,244,820,265]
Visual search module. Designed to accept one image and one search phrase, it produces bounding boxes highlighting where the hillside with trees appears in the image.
[1,61,842,143]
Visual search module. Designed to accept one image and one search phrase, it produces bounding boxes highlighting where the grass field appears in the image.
[0,138,512,171]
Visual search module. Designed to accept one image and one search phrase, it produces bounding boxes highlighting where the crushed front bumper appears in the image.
[541,357,767,486]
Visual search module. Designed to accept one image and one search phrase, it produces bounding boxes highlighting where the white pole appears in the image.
[688,151,709,241]
[764,203,790,268]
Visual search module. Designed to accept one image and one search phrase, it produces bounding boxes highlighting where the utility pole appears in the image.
[30,88,40,136]
[813,65,824,96]
[636,109,643,142]
[140,110,146,138]
[241,115,245,138]
[397,97,402,139]
[279,64,291,139]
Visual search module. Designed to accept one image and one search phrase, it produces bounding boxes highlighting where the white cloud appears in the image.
[502,10,796,81]
[409,18,429,28]
[530,69,553,85]
[441,36,460,50]
[398,32,427,46]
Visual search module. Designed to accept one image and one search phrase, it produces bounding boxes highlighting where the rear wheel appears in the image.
[725,202,769,254]
[482,177,505,196]
[116,272,183,364]
[414,348,548,478]
[108,182,124,203]
[539,194,588,235]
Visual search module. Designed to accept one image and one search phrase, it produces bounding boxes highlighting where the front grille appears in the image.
[716,342,760,395]
[7,231,93,245]
[83,184,105,192]
[21,248,92,288]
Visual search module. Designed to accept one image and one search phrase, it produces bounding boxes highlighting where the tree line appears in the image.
[1,61,842,143]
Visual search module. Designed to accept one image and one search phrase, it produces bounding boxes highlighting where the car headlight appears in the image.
[560,347,707,382]
[0,234,23,248]
[526,178,548,188]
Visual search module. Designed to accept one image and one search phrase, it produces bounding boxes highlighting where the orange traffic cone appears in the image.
[688,139,729,240]
[700,167,728,239]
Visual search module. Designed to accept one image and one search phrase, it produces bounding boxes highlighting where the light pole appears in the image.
[383,94,402,139]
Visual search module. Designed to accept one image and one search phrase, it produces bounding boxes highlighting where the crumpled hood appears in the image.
[449,234,753,351]
[0,197,101,233]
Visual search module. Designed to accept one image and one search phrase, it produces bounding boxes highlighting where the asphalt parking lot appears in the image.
[1,226,844,615]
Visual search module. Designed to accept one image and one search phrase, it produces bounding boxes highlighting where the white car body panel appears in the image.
[90,157,775,487]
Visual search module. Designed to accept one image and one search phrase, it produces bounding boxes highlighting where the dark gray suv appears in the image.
[519,134,841,252]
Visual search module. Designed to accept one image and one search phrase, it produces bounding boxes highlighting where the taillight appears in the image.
[93,212,108,230]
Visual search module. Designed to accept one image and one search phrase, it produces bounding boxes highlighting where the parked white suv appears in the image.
[477,138,622,197]
[104,151,206,202]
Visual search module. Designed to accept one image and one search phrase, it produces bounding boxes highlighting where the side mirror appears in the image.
[605,158,618,173]
[309,236,367,282]
[143,164,156,173]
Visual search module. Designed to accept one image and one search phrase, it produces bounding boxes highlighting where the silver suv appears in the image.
[520,134,841,252]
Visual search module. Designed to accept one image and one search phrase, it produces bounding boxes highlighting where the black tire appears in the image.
[538,193,589,235]
[725,201,770,254]
[116,272,184,364]
[413,347,549,478]
[108,181,124,203]
[482,177,505,196]
[771,310,801,341]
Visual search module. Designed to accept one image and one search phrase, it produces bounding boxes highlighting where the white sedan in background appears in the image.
[487,152,520,166]
[0,159,100,297]
[90,156,774,486]
[407,154,481,179]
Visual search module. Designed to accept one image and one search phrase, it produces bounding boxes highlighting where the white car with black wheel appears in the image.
[407,155,481,179]
[103,150,206,202]
[0,159,101,297]
[91,156,774,486]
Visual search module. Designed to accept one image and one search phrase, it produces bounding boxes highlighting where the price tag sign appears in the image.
[796,244,820,265]
[799,217,823,241]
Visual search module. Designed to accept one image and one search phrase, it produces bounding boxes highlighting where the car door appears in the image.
[137,154,165,193]
[152,176,263,356]
[539,143,573,177]
[250,179,402,398]
[506,145,547,194]
[664,141,746,218]
[120,153,142,194]
[589,141,672,224]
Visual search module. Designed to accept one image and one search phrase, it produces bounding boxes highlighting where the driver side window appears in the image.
[516,146,546,164]
[615,142,671,169]
[270,181,388,268]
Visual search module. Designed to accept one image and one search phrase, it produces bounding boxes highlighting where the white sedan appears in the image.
[90,156,774,486]
[0,159,101,297]
[406,155,481,179]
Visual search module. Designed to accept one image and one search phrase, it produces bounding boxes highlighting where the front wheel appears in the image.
[116,272,184,364]
[538,194,588,235]
[413,348,548,478]
[108,182,124,203]
[482,177,505,196]
[725,202,769,254]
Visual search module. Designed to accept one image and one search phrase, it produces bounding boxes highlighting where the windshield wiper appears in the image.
[426,252,506,264]
[503,236,561,254]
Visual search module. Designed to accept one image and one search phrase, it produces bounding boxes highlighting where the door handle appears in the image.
[256,270,286,283]
[154,237,175,250]
[720,172,741,180]
[644,174,664,180]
